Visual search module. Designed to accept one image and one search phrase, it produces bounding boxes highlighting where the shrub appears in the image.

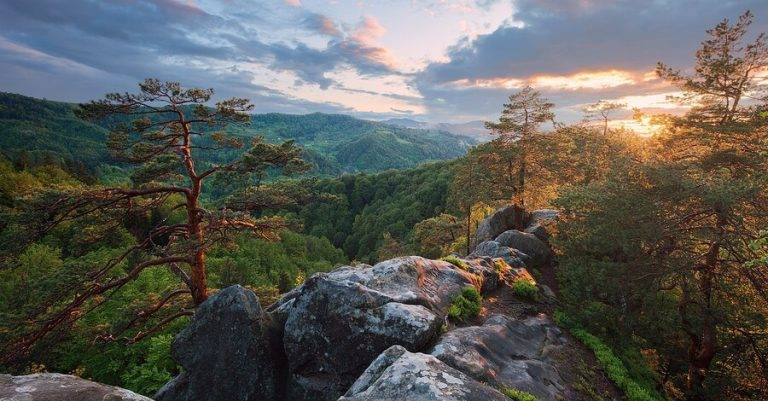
[447,286,482,322]
[502,387,539,401]
[512,280,539,301]
[555,310,658,401]
[441,255,468,270]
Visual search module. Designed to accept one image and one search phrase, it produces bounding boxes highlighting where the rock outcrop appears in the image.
[338,345,509,401]
[495,230,553,268]
[156,285,284,401]
[469,240,530,267]
[524,209,559,242]
[475,205,528,244]
[282,256,498,400]
[149,208,622,401]
[430,314,568,401]
[0,373,151,401]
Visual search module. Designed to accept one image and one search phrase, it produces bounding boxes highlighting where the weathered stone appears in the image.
[524,224,549,242]
[282,257,479,400]
[468,240,529,267]
[523,209,558,243]
[155,285,283,401]
[339,345,509,401]
[527,209,559,227]
[475,205,527,244]
[460,257,505,293]
[429,314,568,401]
[495,230,552,268]
[0,373,151,401]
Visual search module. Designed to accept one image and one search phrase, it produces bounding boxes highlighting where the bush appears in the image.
[441,255,468,270]
[555,311,658,401]
[447,286,482,322]
[512,280,539,301]
[502,387,539,401]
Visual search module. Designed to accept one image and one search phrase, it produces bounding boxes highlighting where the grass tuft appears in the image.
[441,255,468,270]
[501,387,539,401]
[447,286,482,322]
[511,279,539,301]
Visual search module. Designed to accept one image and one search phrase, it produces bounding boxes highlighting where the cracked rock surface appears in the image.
[0,373,151,401]
[430,314,568,401]
[338,345,509,401]
[282,256,497,400]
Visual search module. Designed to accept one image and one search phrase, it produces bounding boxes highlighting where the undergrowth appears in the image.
[554,311,659,401]
[441,255,468,270]
[511,279,539,301]
[501,387,539,401]
[447,286,481,322]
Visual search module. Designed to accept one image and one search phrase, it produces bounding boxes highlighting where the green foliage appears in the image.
[248,112,473,172]
[412,213,461,259]
[511,280,538,301]
[120,335,176,396]
[555,311,660,401]
[295,160,457,262]
[207,231,346,297]
[0,153,346,393]
[501,387,539,401]
[0,92,472,178]
[0,92,107,171]
[440,255,468,270]
[447,286,482,322]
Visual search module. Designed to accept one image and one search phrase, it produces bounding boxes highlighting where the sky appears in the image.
[0,0,766,126]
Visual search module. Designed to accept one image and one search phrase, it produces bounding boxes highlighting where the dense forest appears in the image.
[0,92,473,178]
[0,10,767,401]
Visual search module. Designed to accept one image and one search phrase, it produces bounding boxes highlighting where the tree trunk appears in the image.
[187,196,208,305]
[465,205,472,255]
[685,209,724,400]
[518,156,526,209]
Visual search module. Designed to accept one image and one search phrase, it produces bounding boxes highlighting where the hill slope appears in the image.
[0,93,474,174]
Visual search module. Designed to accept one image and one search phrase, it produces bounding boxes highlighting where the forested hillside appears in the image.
[289,160,457,262]
[0,92,473,178]
[1,10,767,401]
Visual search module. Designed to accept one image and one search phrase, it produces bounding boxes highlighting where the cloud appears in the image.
[1,0,766,123]
[304,13,342,37]
[352,16,387,44]
[0,0,403,113]
[414,0,768,121]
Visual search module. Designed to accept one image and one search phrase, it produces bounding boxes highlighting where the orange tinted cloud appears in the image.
[444,69,651,91]
[352,16,387,44]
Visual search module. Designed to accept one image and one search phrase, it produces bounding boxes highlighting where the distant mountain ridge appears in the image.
[381,118,492,142]
[0,92,475,175]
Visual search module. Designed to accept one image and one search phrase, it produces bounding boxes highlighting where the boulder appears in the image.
[468,240,529,267]
[339,345,509,401]
[524,224,550,243]
[281,257,481,400]
[524,209,559,243]
[475,205,527,244]
[0,373,151,401]
[155,285,284,401]
[495,230,553,268]
[429,314,568,401]
[461,258,505,293]
[527,209,559,226]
